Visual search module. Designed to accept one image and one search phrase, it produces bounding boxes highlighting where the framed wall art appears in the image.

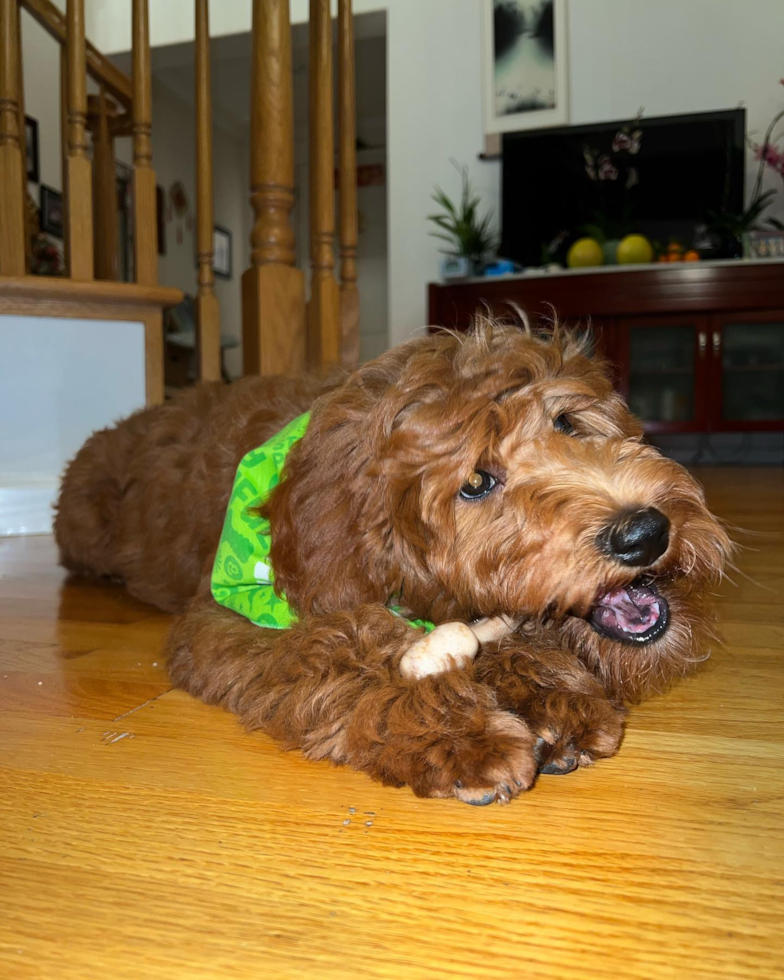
[483,0,569,134]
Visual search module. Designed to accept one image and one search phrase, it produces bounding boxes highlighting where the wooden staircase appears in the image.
[0,0,361,405]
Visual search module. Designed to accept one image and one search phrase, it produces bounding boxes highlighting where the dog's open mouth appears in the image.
[588,580,669,645]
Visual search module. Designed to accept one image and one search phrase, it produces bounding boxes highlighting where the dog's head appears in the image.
[268,320,731,701]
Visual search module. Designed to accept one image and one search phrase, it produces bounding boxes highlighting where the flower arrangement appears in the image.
[581,110,644,241]
[749,78,784,229]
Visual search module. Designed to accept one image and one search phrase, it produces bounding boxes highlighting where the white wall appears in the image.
[385,0,497,347]
[67,0,784,349]
[0,316,145,534]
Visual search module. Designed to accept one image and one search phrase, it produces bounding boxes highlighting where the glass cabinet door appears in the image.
[627,323,704,426]
[719,321,784,423]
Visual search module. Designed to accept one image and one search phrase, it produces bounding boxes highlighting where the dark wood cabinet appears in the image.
[709,312,784,432]
[428,261,784,434]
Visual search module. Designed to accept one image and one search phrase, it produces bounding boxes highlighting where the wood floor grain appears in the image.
[0,467,782,980]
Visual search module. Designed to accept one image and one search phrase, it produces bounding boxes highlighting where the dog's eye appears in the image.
[553,413,575,435]
[459,470,498,501]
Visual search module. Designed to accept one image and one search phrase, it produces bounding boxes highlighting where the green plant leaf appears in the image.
[428,163,497,260]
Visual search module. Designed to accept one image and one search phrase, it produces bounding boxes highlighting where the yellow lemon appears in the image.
[566,237,604,268]
[617,234,654,265]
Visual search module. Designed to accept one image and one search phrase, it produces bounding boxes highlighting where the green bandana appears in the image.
[211,413,435,634]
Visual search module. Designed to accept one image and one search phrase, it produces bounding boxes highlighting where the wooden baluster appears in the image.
[132,0,156,286]
[195,0,221,382]
[60,46,70,275]
[65,0,94,279]
[87,88,119,281]
[132,0,163,404]
[241,0,305,377]
[307,0,340,369]
[0,0,26,276]
[16,0,33,274]
[338,0,360,366]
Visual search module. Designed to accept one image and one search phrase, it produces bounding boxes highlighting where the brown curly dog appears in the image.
[54,321,731,805]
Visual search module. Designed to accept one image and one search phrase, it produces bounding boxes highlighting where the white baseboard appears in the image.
[0,485,58,536]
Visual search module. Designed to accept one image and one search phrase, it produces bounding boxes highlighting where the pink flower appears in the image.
[598,155,619,181]
[612,129,643,155]
[755,141,784,174]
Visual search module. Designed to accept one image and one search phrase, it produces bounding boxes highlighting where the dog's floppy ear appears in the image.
[263,378,397,617]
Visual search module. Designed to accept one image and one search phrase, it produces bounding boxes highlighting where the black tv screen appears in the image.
[501,109,746,267]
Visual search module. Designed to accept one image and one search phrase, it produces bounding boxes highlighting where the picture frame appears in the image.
[482,0,569,135]
[25,115,39,183]
[39,184,64,238]
[213,224,232,279]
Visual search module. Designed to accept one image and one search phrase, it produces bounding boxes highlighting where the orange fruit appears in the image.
[683,250,700,261]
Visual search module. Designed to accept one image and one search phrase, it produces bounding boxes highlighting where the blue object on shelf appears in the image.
[482,259,521,277]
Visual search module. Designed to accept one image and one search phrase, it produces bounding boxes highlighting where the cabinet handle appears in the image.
[712,331,721,356]
[698,331,707,357]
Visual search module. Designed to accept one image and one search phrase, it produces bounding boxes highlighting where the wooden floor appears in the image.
[1,467,782,979]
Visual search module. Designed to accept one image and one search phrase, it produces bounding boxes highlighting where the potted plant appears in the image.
[428,163,497,279]
[704,83,784,258]
[704,190,780,258]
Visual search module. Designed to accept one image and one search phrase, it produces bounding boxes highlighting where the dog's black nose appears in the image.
[602,507,670,567]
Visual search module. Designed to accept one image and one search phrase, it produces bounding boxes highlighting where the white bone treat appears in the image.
[399,616,522,680]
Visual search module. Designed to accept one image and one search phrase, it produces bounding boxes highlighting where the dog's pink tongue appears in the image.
[593,585,661,634]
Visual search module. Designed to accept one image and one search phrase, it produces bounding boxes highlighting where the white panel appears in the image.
[0,315,146,535]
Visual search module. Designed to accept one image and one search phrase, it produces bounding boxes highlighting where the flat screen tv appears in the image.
[501,108,746,267]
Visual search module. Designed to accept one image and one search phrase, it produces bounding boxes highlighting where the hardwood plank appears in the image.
[0,466,782,979]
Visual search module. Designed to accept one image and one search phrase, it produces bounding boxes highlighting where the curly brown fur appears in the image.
[55,319,731,804]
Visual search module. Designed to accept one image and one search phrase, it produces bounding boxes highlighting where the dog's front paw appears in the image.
[525,693,626,775]
[409,710,538,805]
